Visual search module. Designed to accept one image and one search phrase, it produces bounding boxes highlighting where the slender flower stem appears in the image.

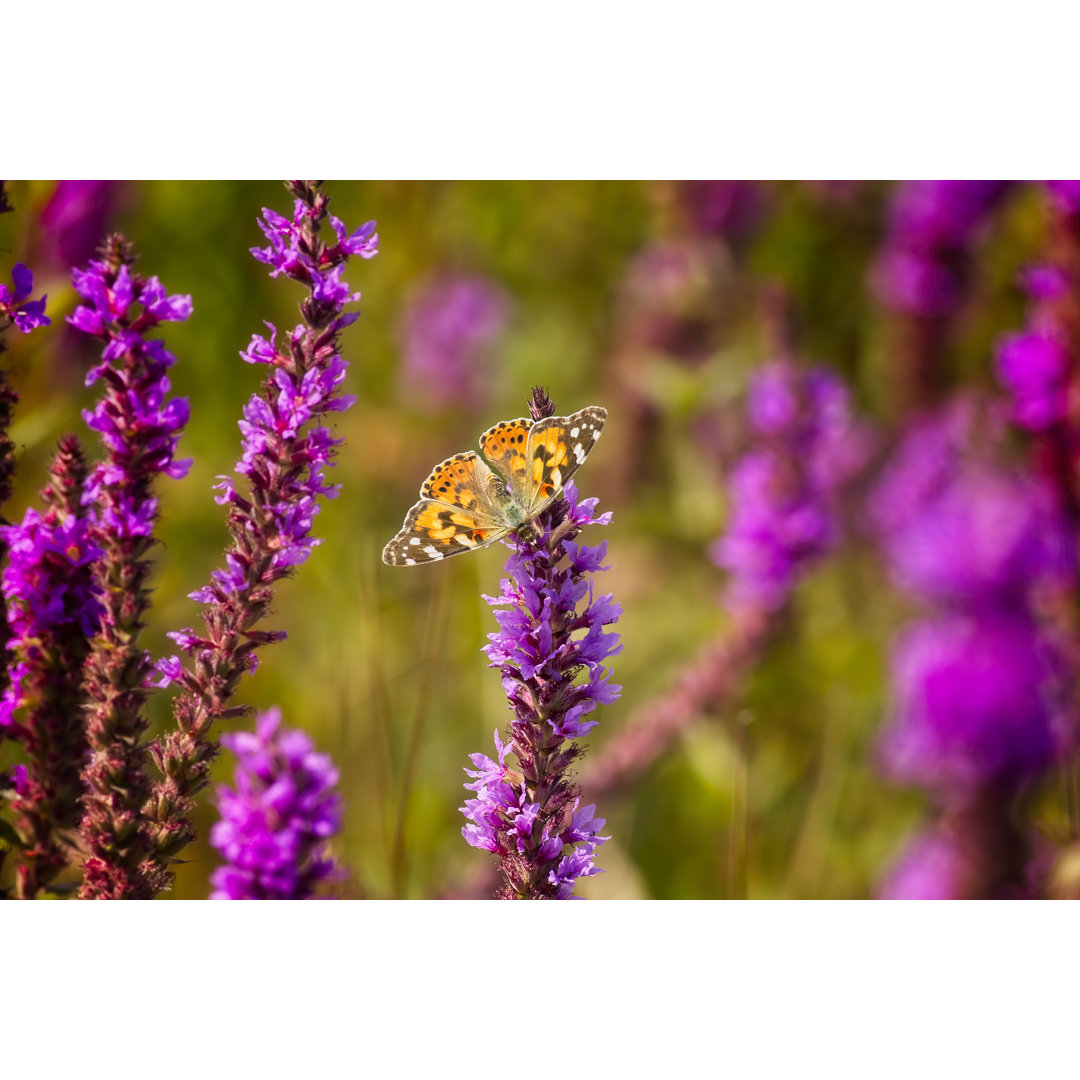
[582,611,769,800]
[144,182,375,892]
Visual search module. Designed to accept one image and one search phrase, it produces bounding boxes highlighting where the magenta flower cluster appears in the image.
[996,264,1072,431]
[399,274,508,408]
[712,359,867,613]
[461,482,620,898]
[0,263,50,334]
[872,405,1074,897]
[872,181,1011,317]
[0,508,103,731]
[69,257,194,536]
[210,707,342,900]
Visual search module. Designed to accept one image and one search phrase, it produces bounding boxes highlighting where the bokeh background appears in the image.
[0,179,1073,899]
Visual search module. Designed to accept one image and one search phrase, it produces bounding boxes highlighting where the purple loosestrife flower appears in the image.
[1,438,103,897]
[38,181,119,271]
[461,394,620,898]
[399,275,508,410]
[872,181,1012,318]
[994,186,1080,528]
[68,235,193,900]
[209,707,342,899]
[872,404,1074,897]
[676,180,766,253]
[872,181,1012,408]
[0,262,50,335]
[712,359,868,613]
[144,183,374,892]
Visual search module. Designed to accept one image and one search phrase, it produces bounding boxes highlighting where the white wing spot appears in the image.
[570,426,580,438]
[572,442,586,464]
[423,545,443,559]
[409,537,421,546]
[404,558,416,566]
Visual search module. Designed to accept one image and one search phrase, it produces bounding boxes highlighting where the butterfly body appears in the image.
[382,405,606,566]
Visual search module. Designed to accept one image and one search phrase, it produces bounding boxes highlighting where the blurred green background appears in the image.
[0,180,1058,898]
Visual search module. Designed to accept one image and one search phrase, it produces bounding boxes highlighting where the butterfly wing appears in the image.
[381,451,511,565]
[522,405,607,517]
[478,416,534,507]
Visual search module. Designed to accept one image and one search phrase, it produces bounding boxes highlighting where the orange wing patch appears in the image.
[528,425,571,505]
[479,417,533,504]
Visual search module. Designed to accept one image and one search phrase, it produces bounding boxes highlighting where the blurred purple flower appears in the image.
[0,263,50,334]
[873,457,1073,606]
[461,473,619,899]
[38,181,118,270]
[677,181,765,249]
[882,611,1061,797]
[877,827,966,899]
[874,405,1074,896]
[400,275,508,409]
[210,707,342,899]
[872,181,1011,317]
[713,360,869,613]
[996,330,1069,431]
[1043,180,1080,215]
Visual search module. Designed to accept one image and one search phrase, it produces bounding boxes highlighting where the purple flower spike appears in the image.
[713,359,869,613]
[0,262,50,334]
[872,181,1012,318]
[210,707,343,899]
[0,437,103,898]
[874,403,1073,898]
[399,275,509,409]
[144,183,374,891]
[59,236,194,900]
[461,392,619,899]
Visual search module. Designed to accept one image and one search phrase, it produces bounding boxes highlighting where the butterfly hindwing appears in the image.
[523,405,607,516]
[381,452,511,565]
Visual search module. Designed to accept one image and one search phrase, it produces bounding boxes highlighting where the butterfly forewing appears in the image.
[478,416,534,507]
[524,406,607,516]
[381,452,511,565]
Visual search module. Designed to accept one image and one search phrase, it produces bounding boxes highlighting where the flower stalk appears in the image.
[144,182,375,892]
[69,235,193,899]
[461,391,620,899]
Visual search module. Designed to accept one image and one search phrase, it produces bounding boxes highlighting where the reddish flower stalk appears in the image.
[69,235,193,899]
[143,182,375,893]
[1,438,102,897]
[582,609,770,800]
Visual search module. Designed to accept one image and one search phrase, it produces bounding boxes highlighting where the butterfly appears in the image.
[382,405,607,565]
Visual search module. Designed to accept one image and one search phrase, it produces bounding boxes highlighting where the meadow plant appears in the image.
[146,182,375,892]
[63,234,194,898]
[461,392,621,898]
[0,181,371,900]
